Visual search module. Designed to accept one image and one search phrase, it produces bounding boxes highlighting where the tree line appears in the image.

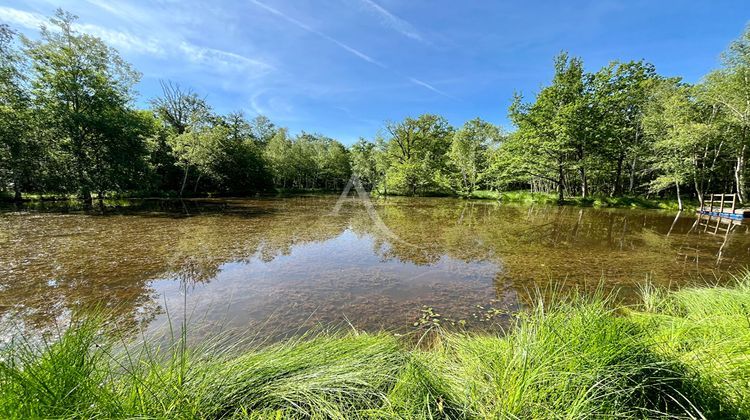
[351,26,750,208]
[2,10,750,208]
[0,10,352,203]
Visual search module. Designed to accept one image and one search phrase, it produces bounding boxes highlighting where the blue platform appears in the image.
[697,210,745,220]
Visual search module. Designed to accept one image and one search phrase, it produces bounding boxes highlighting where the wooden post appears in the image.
[732,193,737,214]
[720,194,724,214]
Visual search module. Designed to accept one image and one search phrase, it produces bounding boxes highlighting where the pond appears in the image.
[1,195,749,340]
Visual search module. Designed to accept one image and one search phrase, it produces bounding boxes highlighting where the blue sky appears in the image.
[1,1,748,144]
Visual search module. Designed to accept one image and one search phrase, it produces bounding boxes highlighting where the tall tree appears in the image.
[249,115,277,147]
[703,25,750,202]
[151,81,211,136]
[350,138,379,190]
[152,81,212,195]
[592,61,658,196]
[448,118,501,195]
[384,114,453,195]
[0,25,35,201]
[24,10,143,201]
[643,80,720,210]
[509,53,587,203]
[264,128,294,188]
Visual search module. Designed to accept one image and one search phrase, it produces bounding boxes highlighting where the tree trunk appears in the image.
[557,160,565,205]
[80,188,92,206]
[193,174,202,194]
[580,166,588,198]
[694,176,703,208]
[675,182,683,211]
[628,154,637,194]
[612,150,624,197]
[12,181,21,202]
[179,165,190,197]
[736,143,746,203]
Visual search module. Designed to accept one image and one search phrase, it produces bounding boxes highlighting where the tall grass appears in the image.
[632,273,750,417]
[2,278,750,418]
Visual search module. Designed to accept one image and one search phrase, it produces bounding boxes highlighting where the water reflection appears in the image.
[1,197,749,338]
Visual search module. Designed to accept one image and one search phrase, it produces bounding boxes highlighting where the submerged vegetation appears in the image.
[2,11,750,208]
[3,276,750,418]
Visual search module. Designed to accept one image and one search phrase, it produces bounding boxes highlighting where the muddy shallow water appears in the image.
[1,196,749,339]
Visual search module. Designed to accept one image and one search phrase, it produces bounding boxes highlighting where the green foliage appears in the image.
[631,274,750,417]
[448,118,501,195]
[0,24,37,201]
[3,10,750,205]
[6,280,750,418]
[265,130,351,190]
[23,10,145,201]
[381,114,454,196]
[350,138,379,190]
[642,80,719,209]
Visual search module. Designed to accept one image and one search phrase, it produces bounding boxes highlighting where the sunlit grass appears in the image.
[2,278,750,418]
[470,189,696,210]
[630,272,750,417]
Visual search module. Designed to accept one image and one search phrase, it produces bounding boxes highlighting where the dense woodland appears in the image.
[2,10,750,209]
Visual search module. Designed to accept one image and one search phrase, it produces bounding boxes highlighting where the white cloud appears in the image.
[83,0,152,23]
[75,23,165,55]
[408,77,455,99]
[247,1,453,99]
[0,6,46,29]
[358,0,425,43]
[0,6,163,55]
[178,42,274,76]
[0,5,272,80]
[250,89,299,121]
[250,0,386,68]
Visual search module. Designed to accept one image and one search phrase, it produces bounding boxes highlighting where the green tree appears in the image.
[508,53,587,203]
[643,80,719,210]
[383,114,453,195]
[448,118,501,195]
[24,10,144,201]
[591,61,658,196]
[265,128,294,188]
[350,138,379,190]
[152,81,213,195]
[312,136,350,190]
[702,25,750,202]
[250,115,277,147]
[151,81,211,136]
[0,25,36,201]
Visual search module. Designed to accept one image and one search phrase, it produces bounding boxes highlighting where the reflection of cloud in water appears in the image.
[150,229,504,338]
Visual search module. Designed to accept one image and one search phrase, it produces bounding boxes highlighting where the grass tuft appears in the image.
[3,277,750,418]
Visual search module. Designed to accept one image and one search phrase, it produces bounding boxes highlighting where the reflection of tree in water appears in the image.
[359,200,748,299]
[350,199,498,265]
[0,197,351,331]
[2,197,749,336]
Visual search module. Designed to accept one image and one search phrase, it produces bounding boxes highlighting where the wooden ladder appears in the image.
[705,193,737,214]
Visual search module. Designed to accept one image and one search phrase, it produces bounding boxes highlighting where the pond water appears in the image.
[1,196,749,339]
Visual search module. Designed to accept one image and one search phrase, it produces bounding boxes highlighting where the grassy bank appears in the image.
[469,190,696,211]
[2,279,750,418]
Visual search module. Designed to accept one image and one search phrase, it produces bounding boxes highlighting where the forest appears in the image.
[2,10,750,209]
